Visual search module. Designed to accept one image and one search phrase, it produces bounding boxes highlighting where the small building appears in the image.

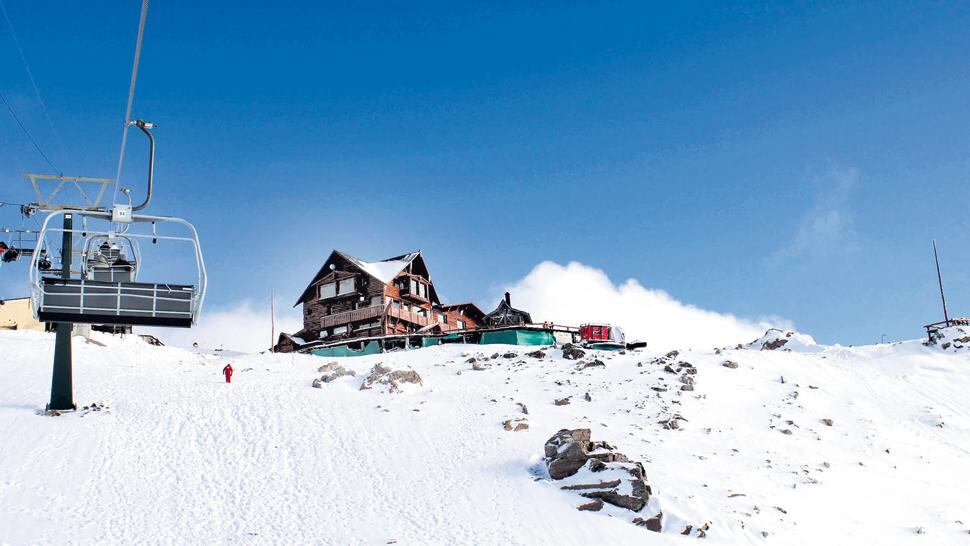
[483,292,532,326]
[438,303,486,331]
[278,250,483,352]
[0,297,45,331]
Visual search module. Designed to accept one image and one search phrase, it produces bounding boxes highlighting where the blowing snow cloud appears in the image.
[503,261,785,350]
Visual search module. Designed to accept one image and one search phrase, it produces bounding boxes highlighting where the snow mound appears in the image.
[925,325,970,352]
[744,328,822,352]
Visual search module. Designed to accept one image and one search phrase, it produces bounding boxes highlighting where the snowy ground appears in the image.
[1,329,969,545]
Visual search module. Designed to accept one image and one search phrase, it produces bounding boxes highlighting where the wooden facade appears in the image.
[279,250,486,351]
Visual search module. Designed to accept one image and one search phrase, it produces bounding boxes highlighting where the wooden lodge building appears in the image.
[276,250,487,353]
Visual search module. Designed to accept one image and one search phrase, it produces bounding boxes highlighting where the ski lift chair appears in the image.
[83,235,141,283]
[30,209,206,328]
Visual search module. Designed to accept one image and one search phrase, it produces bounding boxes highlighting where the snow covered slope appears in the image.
[1,329,969,544]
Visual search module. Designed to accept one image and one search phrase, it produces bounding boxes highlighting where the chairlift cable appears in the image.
[111,0,149,206]
[0,92,59,174]
[0,0,67,164]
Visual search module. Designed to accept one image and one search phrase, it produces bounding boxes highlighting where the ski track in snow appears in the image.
[1,330,969,545]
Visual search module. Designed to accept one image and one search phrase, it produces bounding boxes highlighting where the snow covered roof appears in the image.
[295,250,425,306]
[335,250,421,284]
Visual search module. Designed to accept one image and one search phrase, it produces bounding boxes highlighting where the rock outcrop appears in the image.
[561,344,586,360]
[359,364,423,394]
[543,429,652,516]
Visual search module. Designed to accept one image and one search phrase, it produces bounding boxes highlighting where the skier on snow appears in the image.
[222,363,233,384]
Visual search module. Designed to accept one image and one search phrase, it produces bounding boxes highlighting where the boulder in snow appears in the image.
[359,364,423,394]
[561,344,586,360]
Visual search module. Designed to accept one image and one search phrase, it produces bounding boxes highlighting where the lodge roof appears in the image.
[295,250,431,306]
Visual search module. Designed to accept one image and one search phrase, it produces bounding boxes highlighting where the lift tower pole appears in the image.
[933,240,950,324]
[47,212,75,411]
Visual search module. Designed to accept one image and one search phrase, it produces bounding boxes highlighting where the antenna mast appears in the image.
[270,289,276,352]
[933,240,949,323]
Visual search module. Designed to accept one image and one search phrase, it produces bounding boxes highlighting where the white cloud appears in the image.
[141,300,301,353]
[771,166,861,264]
[502,261,786,350]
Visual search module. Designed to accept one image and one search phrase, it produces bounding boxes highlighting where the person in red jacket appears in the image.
[222,363,233,384]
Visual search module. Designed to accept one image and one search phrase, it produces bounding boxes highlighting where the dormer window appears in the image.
[319,276,356,300]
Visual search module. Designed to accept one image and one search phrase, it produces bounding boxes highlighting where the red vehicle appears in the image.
[579,324,626,349]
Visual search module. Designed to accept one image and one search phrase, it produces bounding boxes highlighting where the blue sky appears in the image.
[2,1,969,345]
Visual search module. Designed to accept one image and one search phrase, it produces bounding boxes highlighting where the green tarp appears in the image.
[480,329,555,346]
[311,340,382,358]
[421,337,441,347]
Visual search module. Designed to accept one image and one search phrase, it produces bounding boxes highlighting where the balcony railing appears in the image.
[319,304,383,329]
[386,305,431,327]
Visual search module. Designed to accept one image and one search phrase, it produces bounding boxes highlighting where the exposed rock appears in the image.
[561,479,621,491]
[465,357,477,364]
[577,499,603,512]
[577,359,606,370]
[503,418,529,432]
[320,366,356,383]
[663,365,677,374]
[472,361,489,371]
[680,384,694,392]
[822,418,834,426]
[561,344,586,360]
[581,489,646,512]
[634,512,662,532]
[359,364,423,394]
[544,429,591,479]
[318,362,341,373]
[517,402,529,415]
[502,352,517,359]
[526,350,546,359]
[554,397,572,406]
[665,350,679,359]
[722,360,739,369]
[311,378,324,389]
[764,337,788,350]
[584,392,592,402]
[545,429,652,517]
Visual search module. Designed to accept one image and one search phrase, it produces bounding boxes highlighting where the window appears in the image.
[409,279,417,295]
[457,319,466,329]
[371,296,382,307]
[392,300,401,309]
[418,282,427,298]
[437,313,444,324]
[338,278,355,295]
[333,326,348,335]
[319,282,336,299]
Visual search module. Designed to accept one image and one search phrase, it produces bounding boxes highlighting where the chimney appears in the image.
[504,292,511,305]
